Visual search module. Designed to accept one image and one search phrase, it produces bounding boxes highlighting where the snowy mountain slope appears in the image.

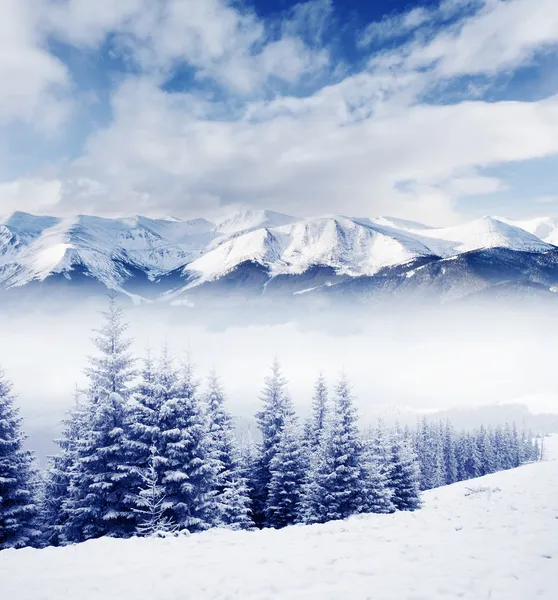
[2,210,558,303]
[178,216,437,290]
[0,213,217,289]
[384,216,555,258]
[498,216,558,246]
[2,436,556,600]
[318,246,558,305]
[212,209,297,235]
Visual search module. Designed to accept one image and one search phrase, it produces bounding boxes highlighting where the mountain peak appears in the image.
[213,209,298,235]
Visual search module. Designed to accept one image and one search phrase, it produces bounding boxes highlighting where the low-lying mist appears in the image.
[1,298,557,459]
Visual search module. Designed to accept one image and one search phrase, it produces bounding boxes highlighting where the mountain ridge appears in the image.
[3,210,558,305]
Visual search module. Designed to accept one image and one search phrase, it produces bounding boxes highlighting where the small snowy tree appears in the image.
[463,432,482,479]
[388,433,421,511]
[132,446,176,537]
[158,355,218,533]
[476,425,496,476]
[416,419,445,490]
[360,424,394,514]
[304,373,328,453]
[301,375,367,524]
[40,387,87,546]
[84,294,136,403]
[266,417,306,528]
[205,372,252,530]
[0,368,39,550]
[253,359,295,528]
[442,421,458,485]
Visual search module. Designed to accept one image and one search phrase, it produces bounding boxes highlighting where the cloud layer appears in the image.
[1,0,558,224]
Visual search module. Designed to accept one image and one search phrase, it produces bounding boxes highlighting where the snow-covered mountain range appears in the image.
[3,209,558,304]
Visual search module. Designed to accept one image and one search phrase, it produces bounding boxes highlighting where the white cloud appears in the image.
[30,76,556,225]
[408,0,558,77]
[41,0,147,47]
[0,177,62,219]
[44,0,329,95]
[0,0,70,129]
[1,0,558,224]
[359,8,430,46]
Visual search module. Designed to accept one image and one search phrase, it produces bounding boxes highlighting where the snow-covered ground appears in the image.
[2,437,557,600]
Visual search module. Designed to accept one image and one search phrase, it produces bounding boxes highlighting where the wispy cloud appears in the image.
[0,0,557,223]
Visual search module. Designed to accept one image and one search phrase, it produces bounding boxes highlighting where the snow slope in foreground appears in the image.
[2,437,557,600]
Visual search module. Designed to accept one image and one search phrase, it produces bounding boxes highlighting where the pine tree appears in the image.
[252,359,295,527]
[476,425,496,476]
[132,446,177,537]
[62,391,138,542]
[205,372,252,530]
[40,388,87,546]
[300,375,367,524]
[84,295,136,403]
[158,355,218,533]
[360,425,394,514]
[463,432,482,479]
[416,419,445,490]
[442,421,458,484]
[0,368,39,550]
[511,422,521,468]
[128,350,161,461]
[304,373,328,453]
[266,417,306,528]
[61,297,138,543]
[388,433,421,511]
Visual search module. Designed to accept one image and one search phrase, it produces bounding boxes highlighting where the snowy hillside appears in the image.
[3,210,558,303]
[2,436,556,600]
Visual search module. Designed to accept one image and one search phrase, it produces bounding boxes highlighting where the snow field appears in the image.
[1,436,557,600]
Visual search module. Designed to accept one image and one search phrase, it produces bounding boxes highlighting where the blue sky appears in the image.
[0,0,557,225]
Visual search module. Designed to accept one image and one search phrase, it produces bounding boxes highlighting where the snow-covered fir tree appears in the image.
[476,425,497,476]
[253,359,295,528]
[0,368,39,550]
[416,418,445,490]
[360,422,395,514]
[132,446,177,537]
[61,297,138,543]
[128,349,161,464]
[388,433,421,511]
[84,295,137,403]
[301,375,367,524]
[442,421,458,485]
[205,372,252,530]
[266,416,306,528]
[304,373,328,453]
[157,354,218,532]
[40,388,87,546]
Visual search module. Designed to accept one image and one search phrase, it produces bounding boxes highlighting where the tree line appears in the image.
[0,300,542,550]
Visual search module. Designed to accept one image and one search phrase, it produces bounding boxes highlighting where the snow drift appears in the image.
[1,436,556,600]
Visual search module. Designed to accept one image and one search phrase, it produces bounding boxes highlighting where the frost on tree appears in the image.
[84,295,136,404]
[41,388,88,546]
[61,296,138,543]
[389,434,421,512]
[253,359,295,528]
[301,375,367,524]
[360,422,395,514]
[304,373,328,454]
[61,391,139,542]
[132,446,177,537]
[205,372,252,530]
[266,416,306,528]
[0,368,39,550]
[157,355,218,533]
